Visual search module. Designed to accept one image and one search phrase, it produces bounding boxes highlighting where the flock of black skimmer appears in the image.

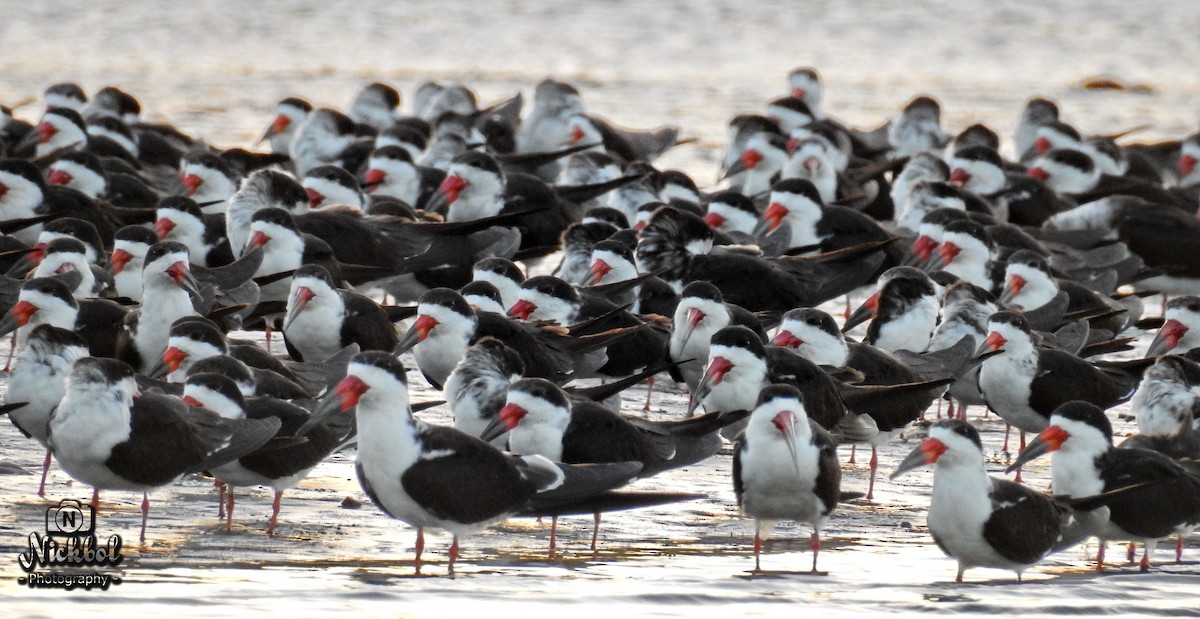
[2,68,1200,582]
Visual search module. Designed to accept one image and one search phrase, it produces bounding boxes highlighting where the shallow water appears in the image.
[2,0,1200,615]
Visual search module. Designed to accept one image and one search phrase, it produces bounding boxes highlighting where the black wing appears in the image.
[105,394,218,485]
[983,478,1061,566]
[1028,350,1133,414]
[400,426,537,524]
[1097,448,1200,539]
[239,397,348,478]
[340,291,399,353]
[810,419,842,516]
[765,347,849,431]
[561,401,670,466]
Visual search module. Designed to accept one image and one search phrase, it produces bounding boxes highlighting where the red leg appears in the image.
[1097,539,1106,572]
[753,531,762,572]
[848,444,857,465]
[225,488,235,532]
[414,528,424,575]
[958,402,968,421]
[1177,536,1184,563]
[642,376,655,412]
[265,324,273,354]
[1140,547,1151,572]
[810,531,821,572]
[956,567,964,583]
[3,333,16,372]
[449,536,459,574]
[548,515,558,560]
[946,399,956,420]
[140,493,150,544]
[866,447,878,501]
[38,448,51,497]
[91,487,100,511]
[1014,432,1026,483]
[267,491,282,536]
[843,295,851,321]
[591,512,601,554]
[216,479,226,519]
[1127,541,1136,563]
[1002,423,1011,452]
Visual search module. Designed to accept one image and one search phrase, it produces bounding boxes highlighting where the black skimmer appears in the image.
[931,218,1000,292]
[427,151,579,254]
[150,317,316,391]
[781,136,839,204]
[1147,296,1200,356]
[31,237,113,299]
[1176,132,1200,189]
[0,275,127,358]
[517,79,585,155]
[724,131,789,196]
[459,281,506,315]
[773,307,974,498]
[702,191,761,241]
[4,324,89,496]
[927,281,999,418]
[347,82,401,134]
[395,287,621,389]
[1128,354,1200,439]
[155,196,233,268]
[1010,401,1200,571]
[887,96,948,157]
[289,108,357,176]
[444,337,526,447]
[976,311,1147,457]
[281,264,398,362]
[185,353,316,401]
[764,97,816,137]
[110,225,158,302]
[668,281,770,391]
[688,325,882,443]
[733,384,841,572]
[0,159,52,245]
[180,152,240,209]
[1029,149,1189,210]
[46,151,131,204]
[182,372,352,535]
[1015,97,1060,158]
[299,351,640,574]
[48,357,280,542]
[362,145,443,207]
[891,419,1069,582]
[41,82,87,113]
[757,178,897,263]
[1043,196,1200,298]
[226,169,309,258]
[7,216,108,280]
[507,274,670,380]
[634,206,887,312]
[258,97,312,155]
[16,107,89,160]
[302,165,366,210]
[488,377,746,477]
[787,67,825,118]
[471,257,525,311]
[121,241,203,371]
[890,153,950,221]
[552,208,628,285]
[850,268,941,353]
[999,249,1138,335]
